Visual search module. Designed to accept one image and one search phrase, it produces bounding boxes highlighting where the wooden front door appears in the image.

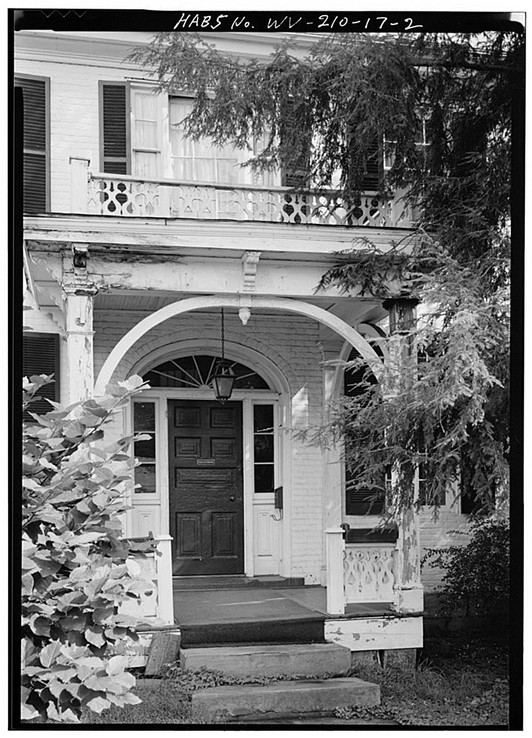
[169,400,244,575]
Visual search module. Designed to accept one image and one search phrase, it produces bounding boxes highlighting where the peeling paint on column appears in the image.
[64,290,95,403]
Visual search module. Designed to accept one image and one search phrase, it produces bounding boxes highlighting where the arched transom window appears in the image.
[143,354,271,390]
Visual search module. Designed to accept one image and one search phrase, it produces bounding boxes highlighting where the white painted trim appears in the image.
[95,295,383,394]
[242,397,254,576]
[325,616,423,652]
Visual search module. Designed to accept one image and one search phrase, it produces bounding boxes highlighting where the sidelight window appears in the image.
[133,401,157,494]
[253,404,275,493]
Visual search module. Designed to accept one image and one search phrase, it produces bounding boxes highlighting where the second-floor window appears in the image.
[169,97,240,184]
[99,82,386,195]
[16,75,49,214]
[99,83,249,186]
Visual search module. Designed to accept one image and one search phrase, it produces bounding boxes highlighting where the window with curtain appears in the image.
[169,97,240,184]
[132,88,160,178]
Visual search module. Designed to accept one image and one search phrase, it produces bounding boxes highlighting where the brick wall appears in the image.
[420,509,471,591]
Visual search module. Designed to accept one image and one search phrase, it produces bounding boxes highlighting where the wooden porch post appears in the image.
[63,284,97,404]
[322,352,345,615]
[382,297,424,615]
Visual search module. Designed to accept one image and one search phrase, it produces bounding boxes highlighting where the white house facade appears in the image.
[17,30,473,659]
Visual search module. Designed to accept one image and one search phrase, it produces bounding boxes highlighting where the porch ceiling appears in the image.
[93,291,387,323]
[93,292,388,351]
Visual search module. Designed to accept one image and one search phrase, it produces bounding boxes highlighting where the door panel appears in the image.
[169,400,243,575]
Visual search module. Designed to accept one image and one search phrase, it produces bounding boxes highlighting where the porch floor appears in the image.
[173,578,394,646]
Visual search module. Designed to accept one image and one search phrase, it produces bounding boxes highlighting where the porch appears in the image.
[124,537,423,661]
[172,576,395,647]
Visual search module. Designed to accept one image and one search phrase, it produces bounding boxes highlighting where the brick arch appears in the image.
[94,296,383,395]
[107,320,301,395]
[126,336,295,396]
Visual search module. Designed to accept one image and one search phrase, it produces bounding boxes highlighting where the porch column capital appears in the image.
[62,283,99,299]
[382,295,419,335]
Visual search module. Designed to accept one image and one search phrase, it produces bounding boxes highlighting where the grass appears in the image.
[83,632,510,727]
[343,632,510,727]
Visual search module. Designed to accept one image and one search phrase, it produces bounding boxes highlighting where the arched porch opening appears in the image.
[94,295,383,395]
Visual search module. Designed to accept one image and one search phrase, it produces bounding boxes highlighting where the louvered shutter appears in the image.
[23,333,59,417]
[16,77,48,214]
[360,138,381,191]
[280,100,310,189]
[344,347,384,515]
[100,83,129,174]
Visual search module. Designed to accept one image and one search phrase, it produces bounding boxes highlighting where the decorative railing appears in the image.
[343,543,396,603]
[72,161,413,228]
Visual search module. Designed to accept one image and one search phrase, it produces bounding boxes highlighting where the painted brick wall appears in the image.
[420,509,471,591]
[93,307,327,583]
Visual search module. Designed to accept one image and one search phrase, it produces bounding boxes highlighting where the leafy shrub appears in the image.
[423,517,509,616]
[22,374,155,723]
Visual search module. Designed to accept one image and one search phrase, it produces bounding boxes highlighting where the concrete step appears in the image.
[181,643,351,679]
[191,677,380,722]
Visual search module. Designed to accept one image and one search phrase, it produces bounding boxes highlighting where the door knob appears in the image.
[229,496,235,502]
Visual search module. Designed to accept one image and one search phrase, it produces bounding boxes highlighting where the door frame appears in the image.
[127,386,285,577]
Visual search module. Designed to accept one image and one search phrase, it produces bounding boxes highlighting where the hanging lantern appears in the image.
[213,359,235,404]
[213,308,235,404]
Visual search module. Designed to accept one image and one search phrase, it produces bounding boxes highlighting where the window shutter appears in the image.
[344,347,384,515]
[100,83,129,174]
[280,100,310,189]
[459,462,482,515]
[23,333,59,417]
[360,138,381,191]
[16,76,48,214]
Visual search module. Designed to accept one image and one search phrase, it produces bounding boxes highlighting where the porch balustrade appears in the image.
[343,543,396,603]
[70,159,412,228]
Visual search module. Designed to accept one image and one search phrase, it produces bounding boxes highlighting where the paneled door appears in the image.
[168,400,244,575]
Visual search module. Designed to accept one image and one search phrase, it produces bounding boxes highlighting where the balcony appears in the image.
[69,158,414,229]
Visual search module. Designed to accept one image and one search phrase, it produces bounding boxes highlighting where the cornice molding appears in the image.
[14,29,323,70]
[23,215,417,254]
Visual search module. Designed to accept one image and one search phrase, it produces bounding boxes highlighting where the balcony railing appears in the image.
[70,158,414,228]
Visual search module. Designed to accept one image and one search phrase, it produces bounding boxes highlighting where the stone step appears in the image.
[181,643,351,679]
[191,677,380,722]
